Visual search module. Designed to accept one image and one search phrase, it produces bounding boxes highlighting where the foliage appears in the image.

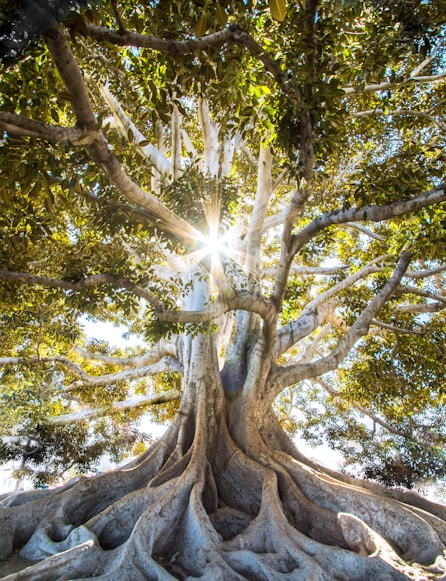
[0,420,148,487]
[0,0,445,491]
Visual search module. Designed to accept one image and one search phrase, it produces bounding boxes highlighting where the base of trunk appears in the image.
[1,400,446,581]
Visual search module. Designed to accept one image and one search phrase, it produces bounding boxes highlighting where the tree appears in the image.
[1,0,446,578]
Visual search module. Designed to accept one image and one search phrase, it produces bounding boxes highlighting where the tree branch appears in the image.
[156,289,274,324]
[96,82,171,175]
[82,22,235,54]
[0,269,164,310]
[410,43,443,77]
[157,303,226,324]
[45,389,181,425]
[240,143,258,168]
[74,337,179,367]
[264,264,349,278]
[290,182,446,257]
[315,378,411,438]
[405,264,446,279]
[0,355,91,381]
[43,26,200,246]
[395,302,445,314]
[351,108,446,132]
[0,112,82,144]
[272,250,412,393]
[274,301,335,357]
[230,26,303,109]
[274,255,391,357]
[294,324,331,364]
[394,285,446,305]
[171,101,182,180]
[339,222,386,243]
[245,146,273,276]
[370,319,421,335]
[64,357,183,392]
[198,98,219,175]
[343,72,446,96]
[110,0,127,34]
[304,255,391,310]
[82,22,304,109]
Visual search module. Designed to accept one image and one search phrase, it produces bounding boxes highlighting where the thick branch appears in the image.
[157,290,273,324]
[83,22,303,108]
[240,143,258,168]
[274,301,335,357]
[44,26,199,246]
[97,82,171,175]
[294,324,331,364]
[82,23,235,54]
[0,269,164,310]
[290,182,446,257]
[45,389,181,425]
[171,102,182,179]
[0,112,82,144]
[182,128,200,164]
[275,255,391,356]
[157,303,226,324]
[246,146,273,276]
[198,98,219,175]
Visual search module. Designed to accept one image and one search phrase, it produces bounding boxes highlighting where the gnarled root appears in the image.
[1,393,446,580]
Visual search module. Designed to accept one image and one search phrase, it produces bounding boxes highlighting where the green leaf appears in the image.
[216,4,228,28]
[269,0,286,22]
[196,15,207,38]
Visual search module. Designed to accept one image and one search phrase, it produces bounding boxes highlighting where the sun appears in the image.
[202,231,225,259]
[186,219,247,283]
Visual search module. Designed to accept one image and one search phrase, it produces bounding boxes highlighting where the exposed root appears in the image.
[1,380,446,580]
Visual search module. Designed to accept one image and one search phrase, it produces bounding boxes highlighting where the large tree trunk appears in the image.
[1,335,446,580]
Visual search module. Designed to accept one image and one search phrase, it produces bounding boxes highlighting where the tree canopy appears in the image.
[0,0,446,579]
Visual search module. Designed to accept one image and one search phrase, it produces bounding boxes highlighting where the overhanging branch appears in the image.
[343,72,446,96]
[43,26,200,247]
[81,22,235,55]
[290,182,446,258]
[0,355,90,381]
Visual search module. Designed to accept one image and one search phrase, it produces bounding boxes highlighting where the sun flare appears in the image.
[202,231,225,258]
